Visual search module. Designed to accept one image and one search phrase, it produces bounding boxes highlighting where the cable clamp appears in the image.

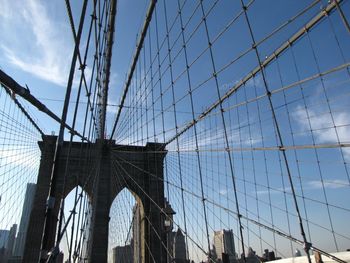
[304,242,312,252]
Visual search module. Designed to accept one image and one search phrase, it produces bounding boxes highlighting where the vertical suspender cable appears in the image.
[198,0,247,260]
[40,0,88,261]
[238,1,312,262]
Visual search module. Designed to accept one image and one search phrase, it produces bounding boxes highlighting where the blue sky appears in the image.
[0,0,149,136]
[0,0,148,260]
[1,0,350,262]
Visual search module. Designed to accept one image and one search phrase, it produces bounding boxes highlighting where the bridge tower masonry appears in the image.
[23,135,168,263]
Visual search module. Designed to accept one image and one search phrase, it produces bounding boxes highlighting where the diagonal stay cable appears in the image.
[1,84,44,136]
[99,0,117,138]
[0,70,88,141]
[42,1,89,260]
[165,0,344,147]
[110,155,176,262]
[111,152,217,263]
[112,150,347,263]
[65,0,99,126]
[56,0,102,251]
[109,0,157,141]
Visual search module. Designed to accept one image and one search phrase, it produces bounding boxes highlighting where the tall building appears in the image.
[13,183,36,258]
[0,230,9,263]
[6,224,17,258]
[170,228,187,263]
[0,231,9,249]
[213,229,236,263]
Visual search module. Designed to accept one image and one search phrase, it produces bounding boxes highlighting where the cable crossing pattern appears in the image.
[0,0,350,263]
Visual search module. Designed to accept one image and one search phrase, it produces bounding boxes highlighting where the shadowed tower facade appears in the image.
[23,135,168,263]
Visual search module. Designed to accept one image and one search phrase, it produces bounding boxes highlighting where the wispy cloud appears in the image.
[307,179,349,190]
[294,105,350,160]
[219,189,228,196]
[256,187,291,196]
[0,0,72,86]
[255,179,350,196]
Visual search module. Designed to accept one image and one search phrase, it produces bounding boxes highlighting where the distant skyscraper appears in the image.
[213,229,236,263]
[6,224,17,257]
[13,183,36,258]
[171,228,187,263]
[0,230,9,249]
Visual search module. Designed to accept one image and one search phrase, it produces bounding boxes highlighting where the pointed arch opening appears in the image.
[60,185,92,262]
[108,187,145,263]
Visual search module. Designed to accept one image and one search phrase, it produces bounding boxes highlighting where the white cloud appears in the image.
[294,105,350,160]
[256,187,291,196]
[255,179,349,196]
[0,0,73,86]
[307,179,349,190]
[2,45,68,86]
[219,189,228,196]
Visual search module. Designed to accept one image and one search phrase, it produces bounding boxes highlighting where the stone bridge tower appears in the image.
[23,135,168,263]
